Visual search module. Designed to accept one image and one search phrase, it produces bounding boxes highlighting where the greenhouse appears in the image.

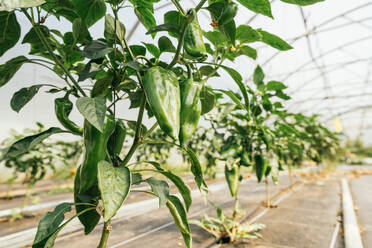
[0,0,371,247]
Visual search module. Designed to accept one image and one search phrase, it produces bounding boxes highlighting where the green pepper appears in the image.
[179,78,201,145]
[240,150,251,166]
[254,153,267,182]
[265,163,272,177]
[184,9,207,59]
[225,164,239,197]
[74,165,101,234]
[54,94,83,135]
[221,144,242,160]
[143,66,180,140]
[108,119,126,161]
[218,1,238,26]
[79,115,115,193]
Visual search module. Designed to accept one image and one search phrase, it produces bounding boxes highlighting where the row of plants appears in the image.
[0,0,338,247]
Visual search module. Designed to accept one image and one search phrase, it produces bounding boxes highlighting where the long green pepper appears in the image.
[184,9,207,59]
[54,94,83,135]
[79,115,115,193]
[143,66,180,140]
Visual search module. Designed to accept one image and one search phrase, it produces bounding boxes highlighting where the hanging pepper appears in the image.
[54,94,83,135]
[254,153,267,183]
[184,9,207,59]
[143,66,180,140]
[225,164,240,197]
[179,72,201,145]
[218,1,238,26]
[79,115,115,193]
[107,120,126,164]
[74,166,101,234]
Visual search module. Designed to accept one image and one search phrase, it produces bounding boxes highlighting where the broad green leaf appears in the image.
[83,40,113,59]
[0,56,29,87]
[166,195,191,248]
[276,90,291,100]
[199,66,219,78]
[257,29,293,51]
[33,202,73,248]
[225,164,239,197]
[0,0,45,10]
[74,166,101,235]
[10,84,44,113]
[237,0,273,18]
[218,20,236,45]
[78,59,102,81]
[72,18,91,44]
[253,65,265,85]
[240,45,257,59]
[281,0,324,6]
[203,31,226,47]
[0,11,20,56]
[236,25,261,44]
[200,87,216,115]
[158,36,176,53]
[145,177,169,208]
[215,89,246,110]
[4,127,66,157]
[146,161,192,211]
[104,14,125,45]
[42,0,79,23]
[164,10,185,38]
[146,24,180,36]
[22,25,50,45]
[134,6,156,32]
[76,96,106,132]
[91,75,113,97]
[97,161,131,222]
[142,42,161,58]
[184,147,208,196]
[266,81,287,91]
[72,0,106,27]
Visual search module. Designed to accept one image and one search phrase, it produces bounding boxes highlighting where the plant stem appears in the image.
[195,0,208,12]
[120,95,146,166]
[232,196,239,220]
[171,0,186,15]
[98,221,111,248]
[22,10,87,97]
[265,179,270,208]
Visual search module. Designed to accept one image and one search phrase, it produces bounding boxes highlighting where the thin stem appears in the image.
[171,0,186,15]
[142,123,158,140]
[120,95,146,166]
[131,190,157,196]
[98,221,111,248]
[195,0,208,12]
[265,179,270,208]
[22,10,87,97]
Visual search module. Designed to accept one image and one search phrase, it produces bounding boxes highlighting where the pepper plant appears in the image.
[0,0,326,247]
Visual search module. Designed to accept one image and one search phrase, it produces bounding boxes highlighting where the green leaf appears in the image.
[72,18,91,44]
[164,10,185,38]
[281,0,324,6]
[76,96,106,132]
[0,56,29,87]
[22,25,50,45]
[0,11,20,56]
[184,147,208,196]
[4,127,66,157]
[275,90,291,100]
[166,195,191,248]
[200,87,216,115]
[257,29,293,51]
[266,81,287,91]
[237,0,273,18]
[142,42,161,58]
[10,84,44,113]
[218,64,249,109]
[91,75,113,97]
[199,66,219,77]
[71,0,106,27]
[236,25,261,44]
[203,31,226,47]
[146,24,180,36]
[97,161,131,222]
[42,0,79,23]
[104,14,125,45]
[240,45,257,59]
[134,6,156,32]
[146,161,192,211]
[83,40,113,59]
[0,0,45,10]
[253,65,265,85]
[215,89,246,110]
[218,20,236,45]
[158,36,176,53]
[32,202,73,248]
[145,177,169,208]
